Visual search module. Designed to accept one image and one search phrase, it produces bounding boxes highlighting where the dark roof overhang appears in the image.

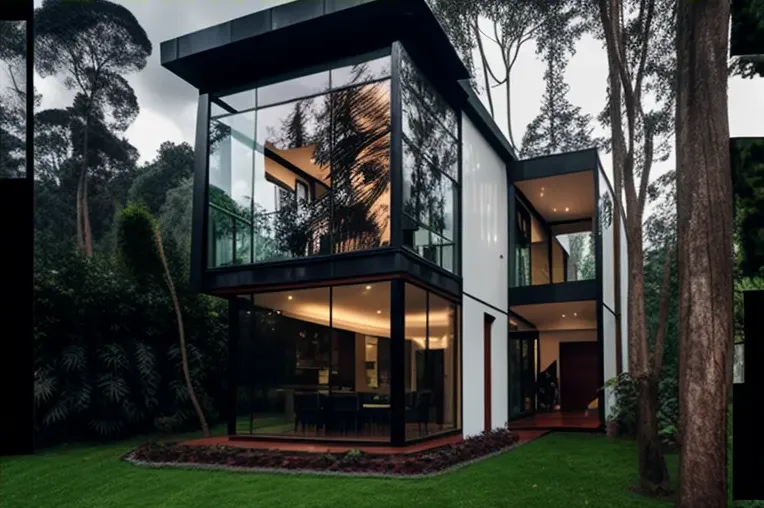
[160,0,470,96]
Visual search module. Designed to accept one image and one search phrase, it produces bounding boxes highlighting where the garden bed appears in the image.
[124,428,520,477]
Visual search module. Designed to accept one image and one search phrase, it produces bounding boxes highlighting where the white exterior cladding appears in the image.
[460,114,509,438]
[619,217,629,372]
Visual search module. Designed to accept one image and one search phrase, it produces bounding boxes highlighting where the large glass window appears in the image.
[552,223,596,282]
[207,52,392,268]
[400,49,460,274]
[404,283,459,441]
[237,282,391,441]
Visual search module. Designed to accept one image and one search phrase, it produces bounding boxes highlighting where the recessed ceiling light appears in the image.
[376,310,382,314]
[366,285,372,290]
[562,314,566,318]
[288,295,293,300]
[565,207,570,212]
[553,208,557,212]
[574,312,578,317]
[540,192,544,197]
[276,310,281,314]
[541,187,545,191]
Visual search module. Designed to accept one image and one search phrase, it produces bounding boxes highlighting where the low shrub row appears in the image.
[126,428,520,476]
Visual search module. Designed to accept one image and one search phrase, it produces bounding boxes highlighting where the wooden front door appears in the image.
[559,342,599,411]
[484,314,495,431]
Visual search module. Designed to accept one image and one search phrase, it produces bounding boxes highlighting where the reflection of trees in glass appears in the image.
[313,74,391,252]
[400,54,457,237]
[568,232,595,280]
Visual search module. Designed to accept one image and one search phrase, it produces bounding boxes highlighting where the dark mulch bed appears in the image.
[124,428,520,477]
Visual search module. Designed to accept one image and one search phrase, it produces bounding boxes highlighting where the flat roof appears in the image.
[160,0,470,95]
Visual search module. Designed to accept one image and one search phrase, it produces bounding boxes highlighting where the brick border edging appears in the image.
[122,437,541,479]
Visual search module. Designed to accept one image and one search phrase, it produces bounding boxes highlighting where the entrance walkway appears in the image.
[509,411,601,431]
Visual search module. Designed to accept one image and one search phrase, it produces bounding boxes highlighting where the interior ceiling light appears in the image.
[288,295,293,300]
[366,285,372,290]
[574,312,578,317]
[540,192,544,197]
[562,314,566,318]
[565,207,570,212]
[553,208,557,212]
[376,310,382,314]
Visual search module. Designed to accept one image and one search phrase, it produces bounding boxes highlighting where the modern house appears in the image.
[160,0,628,447]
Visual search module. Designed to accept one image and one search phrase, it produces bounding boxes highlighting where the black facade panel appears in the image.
[271,0,326,30]
[509,280,598,306]
[514,149,599,182]
[230,10,273,43]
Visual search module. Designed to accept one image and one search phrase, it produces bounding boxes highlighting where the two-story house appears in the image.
[160,0,628,447]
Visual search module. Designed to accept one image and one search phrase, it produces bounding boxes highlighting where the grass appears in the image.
[1,432,680,508]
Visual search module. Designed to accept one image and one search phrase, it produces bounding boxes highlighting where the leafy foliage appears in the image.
[606,372,678,450]
[34,250,227,445]
[116,204,163,284]
[0,20,28,177]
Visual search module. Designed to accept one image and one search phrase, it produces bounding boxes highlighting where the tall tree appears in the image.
[594,0,677,495]
[676,1,733,504]
[0,20,28,178]
[128,141,195,217]
[117,204,210,438]
[520,7,595,158]
[35,0,151,256]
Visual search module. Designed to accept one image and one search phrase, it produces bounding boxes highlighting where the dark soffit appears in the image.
[160,0,470,95]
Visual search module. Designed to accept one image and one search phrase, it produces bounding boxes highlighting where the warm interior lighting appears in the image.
[540,192,544,197]
[366,285,372,290]
[574,312,578,317]
[376,310,382,314]
[553,208,557,212]
[562,314,566,318]
[565,207,570,212]
[288,295,293,300]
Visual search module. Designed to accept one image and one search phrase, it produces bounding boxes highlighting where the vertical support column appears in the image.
[507,185,516,296]
[390,42,403,249]
[390,278,406,445]
[594,168,606,426]
[190,94,210,291]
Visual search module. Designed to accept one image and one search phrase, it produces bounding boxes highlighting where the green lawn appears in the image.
[1,432,680,508]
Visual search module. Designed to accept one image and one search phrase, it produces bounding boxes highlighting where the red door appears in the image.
[559,342,599,411]
[484,314,495,431]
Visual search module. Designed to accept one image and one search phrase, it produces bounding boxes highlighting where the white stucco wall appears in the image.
[460,113,509,437]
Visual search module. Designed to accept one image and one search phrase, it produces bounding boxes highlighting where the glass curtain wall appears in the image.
[207,52,392,268]
[400,49,460,274]
[236,282,392,441]
[403,283,459,440]
[234,280,461,443]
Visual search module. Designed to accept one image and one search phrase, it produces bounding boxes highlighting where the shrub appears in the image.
[127,428,520,476]
[605,369,679,449]
[33,248,228,446]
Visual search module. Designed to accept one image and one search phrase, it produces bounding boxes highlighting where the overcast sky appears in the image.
[33,0,764,186]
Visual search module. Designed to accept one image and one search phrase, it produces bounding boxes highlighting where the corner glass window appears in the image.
[400,49,460,274]
[207,52,392,269]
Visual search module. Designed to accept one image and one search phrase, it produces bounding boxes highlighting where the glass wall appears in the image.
[207,52,392,268]
[236,282,392,440]
[233,279,460,443]
[599,170,616,308]
[404,283,459,440]
[552,223,596,283]
[400,49,460,274]
[0,21,26,179]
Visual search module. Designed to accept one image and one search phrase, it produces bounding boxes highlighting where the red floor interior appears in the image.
[509,411,601,430]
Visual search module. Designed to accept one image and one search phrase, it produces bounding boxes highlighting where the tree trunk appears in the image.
[675,0,732,506]
[155,229,210,438]
[629,223,670,494]
[474,17,495,118]
[79,115,93,257]
[638,374,670,495]
[505,71,516,150]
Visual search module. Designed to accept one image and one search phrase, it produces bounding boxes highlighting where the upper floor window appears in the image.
[400,48,460,275]
[206,51,392,268]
